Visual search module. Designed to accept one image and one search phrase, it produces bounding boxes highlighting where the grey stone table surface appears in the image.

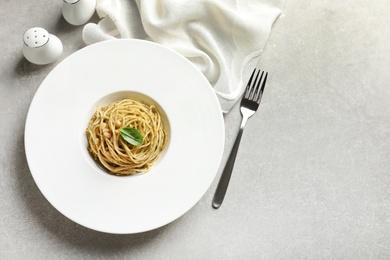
[1,0,390,259]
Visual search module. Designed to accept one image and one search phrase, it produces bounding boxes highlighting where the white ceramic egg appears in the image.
[22,27,63,65]
[62,0,97,26]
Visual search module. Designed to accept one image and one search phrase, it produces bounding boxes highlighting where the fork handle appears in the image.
[212,116,248,209]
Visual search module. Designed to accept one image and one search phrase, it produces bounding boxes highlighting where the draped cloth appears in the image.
[83,0,285,112]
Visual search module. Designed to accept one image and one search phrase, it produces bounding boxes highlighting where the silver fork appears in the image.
[212,68,268,209]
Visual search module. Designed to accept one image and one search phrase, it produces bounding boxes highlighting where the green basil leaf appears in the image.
[120,127,143,146]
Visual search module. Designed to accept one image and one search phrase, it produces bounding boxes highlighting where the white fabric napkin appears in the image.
[83,0,285,112]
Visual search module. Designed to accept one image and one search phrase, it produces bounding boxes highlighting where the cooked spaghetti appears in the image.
[86,98,167,175]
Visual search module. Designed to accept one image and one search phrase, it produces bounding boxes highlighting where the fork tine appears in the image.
[249,70,262,100]
[249,70,261,100]
[244,69,256,99]
[254,71,268,103]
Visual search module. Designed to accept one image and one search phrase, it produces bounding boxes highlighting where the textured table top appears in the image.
[1,1,390,259]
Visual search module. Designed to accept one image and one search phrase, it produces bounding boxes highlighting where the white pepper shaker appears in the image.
[62,0,97,26]
[22,27,63,65]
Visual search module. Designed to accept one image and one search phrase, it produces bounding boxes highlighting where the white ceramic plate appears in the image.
[25,39,224,234]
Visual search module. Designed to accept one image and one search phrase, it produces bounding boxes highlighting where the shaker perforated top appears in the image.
[23,27,49,48]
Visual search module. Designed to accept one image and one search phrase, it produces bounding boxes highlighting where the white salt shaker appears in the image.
[62,0,97,26]
[22,27,63,65]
